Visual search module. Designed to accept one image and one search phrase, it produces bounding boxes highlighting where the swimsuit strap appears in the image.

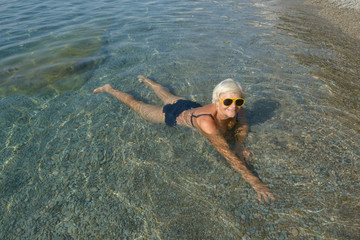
[190,113,215,128]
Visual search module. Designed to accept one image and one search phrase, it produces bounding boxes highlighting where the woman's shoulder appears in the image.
[193,103,216,115]
[190,104,218,134]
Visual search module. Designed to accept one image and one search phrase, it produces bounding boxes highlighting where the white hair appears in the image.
[212,78,246,104]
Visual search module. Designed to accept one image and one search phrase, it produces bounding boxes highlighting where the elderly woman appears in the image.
[93,75,274,203]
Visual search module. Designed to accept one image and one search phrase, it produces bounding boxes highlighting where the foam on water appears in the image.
[329,0,360,9]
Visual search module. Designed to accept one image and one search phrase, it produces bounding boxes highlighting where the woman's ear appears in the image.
[214,99,221,109]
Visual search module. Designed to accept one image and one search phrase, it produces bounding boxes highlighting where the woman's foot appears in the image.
[137,75,183,104]
[93,84,113,93]
[138,75,157,87]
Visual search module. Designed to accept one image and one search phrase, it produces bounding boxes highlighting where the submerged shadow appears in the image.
[243,99,280,180]
[246,99,281,126]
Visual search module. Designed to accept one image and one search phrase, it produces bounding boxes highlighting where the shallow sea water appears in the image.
[1,0,359,239]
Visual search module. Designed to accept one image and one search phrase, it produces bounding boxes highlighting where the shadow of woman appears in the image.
[242,99,281,177]
[246,99,281,127]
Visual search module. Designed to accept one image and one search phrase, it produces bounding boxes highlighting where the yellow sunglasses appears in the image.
[219,98,245,107]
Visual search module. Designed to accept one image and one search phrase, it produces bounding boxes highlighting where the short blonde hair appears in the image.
[212,78,246,104]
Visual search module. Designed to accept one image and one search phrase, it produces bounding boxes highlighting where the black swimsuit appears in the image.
[162,99,215,128]
[162,99,202,127]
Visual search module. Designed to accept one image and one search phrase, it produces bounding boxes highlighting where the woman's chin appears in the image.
[225,110,237,118]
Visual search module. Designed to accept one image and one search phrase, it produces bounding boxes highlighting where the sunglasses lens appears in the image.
[223,99,233,106]
[235,99,244,106]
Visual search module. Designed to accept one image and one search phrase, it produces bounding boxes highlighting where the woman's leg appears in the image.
[93,84,165,123]
[137,75,184,105]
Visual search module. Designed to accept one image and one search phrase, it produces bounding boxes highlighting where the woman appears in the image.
[93,75,275,203]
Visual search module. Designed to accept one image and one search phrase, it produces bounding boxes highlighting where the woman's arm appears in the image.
[204,132,274,203]
[233,108,253,163]
[195,113,274,203]
[234,108,249,145]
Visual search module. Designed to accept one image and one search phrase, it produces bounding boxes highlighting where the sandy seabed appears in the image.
[305,0,360,39]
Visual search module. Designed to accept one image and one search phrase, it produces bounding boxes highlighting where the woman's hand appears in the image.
[252,181,275,203]
[234,145,274,203]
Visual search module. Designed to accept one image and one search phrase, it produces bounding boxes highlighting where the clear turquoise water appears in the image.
[1,0,359,239]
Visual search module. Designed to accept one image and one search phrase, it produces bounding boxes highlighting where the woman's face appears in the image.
[216,92,243,119]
